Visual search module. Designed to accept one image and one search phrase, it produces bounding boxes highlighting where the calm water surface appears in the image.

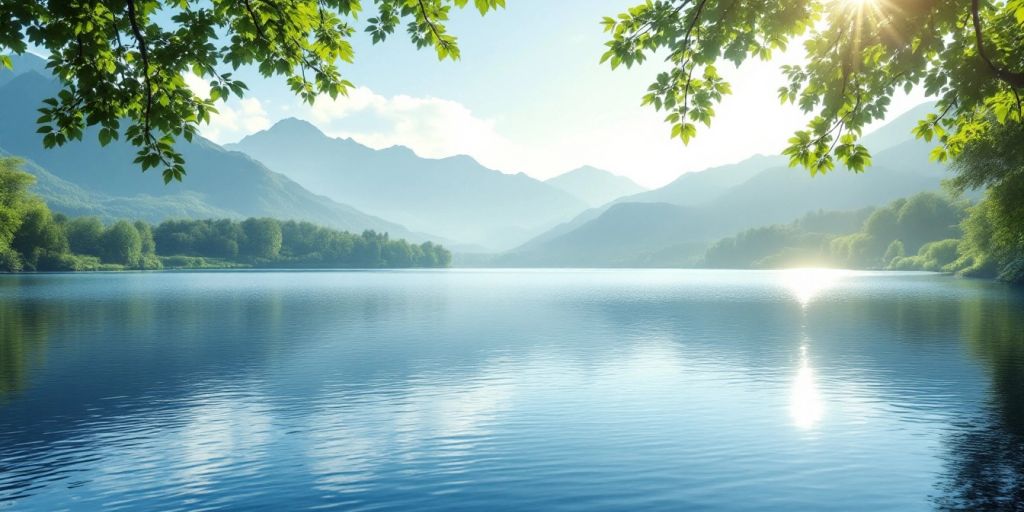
[1,269,1023,511]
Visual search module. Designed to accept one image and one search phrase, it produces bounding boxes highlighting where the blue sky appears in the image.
[186,0,928,188]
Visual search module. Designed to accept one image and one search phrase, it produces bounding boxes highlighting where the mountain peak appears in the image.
[0,69,58,98]
[268,117,326,137]
[546,166,647,207]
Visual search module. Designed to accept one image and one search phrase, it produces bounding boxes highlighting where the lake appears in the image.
[1,269,1022,511]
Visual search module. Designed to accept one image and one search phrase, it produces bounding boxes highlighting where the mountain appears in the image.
[590,103,940,211]
[229,119,590,251]
[497,202,712,267]
[859,102,938,154]
[619,154,786,207]
[501,106,950,267]
[0,52,48,88]
[545,166,647,207]
[0,148,238,221]
[0,60,423,239]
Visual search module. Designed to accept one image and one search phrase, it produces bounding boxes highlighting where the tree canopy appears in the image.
[0,0,504,182]
[603,0,1024,174]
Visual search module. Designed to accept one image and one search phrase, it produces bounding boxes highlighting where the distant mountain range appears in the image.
[497,104,951,267]
[1,52,952,266]
[545,166,647,207]
[0,56,424,240]
[228,120,612,251]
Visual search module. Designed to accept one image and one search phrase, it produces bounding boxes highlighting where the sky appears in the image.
[190,0,929,189]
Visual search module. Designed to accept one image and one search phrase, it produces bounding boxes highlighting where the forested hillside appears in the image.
[0,159,450,272]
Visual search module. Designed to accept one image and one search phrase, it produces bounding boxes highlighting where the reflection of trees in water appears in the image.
[0,287,52,399]
[936,291,1024,511]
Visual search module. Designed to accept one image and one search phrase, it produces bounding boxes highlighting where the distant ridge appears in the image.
[499,104,950,267]
[545,166,647,207]
[229,120,591,251]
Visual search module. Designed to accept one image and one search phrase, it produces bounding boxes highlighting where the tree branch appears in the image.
[126,0,153,141]
[970,0,1024,89]
[417,0,450,51]
[242,0,268,41]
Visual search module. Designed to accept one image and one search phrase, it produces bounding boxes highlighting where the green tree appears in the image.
[954,195,1024,283]
[604,0,1024,173]
[134,220,156,255]
[66,217,106,256]
[102,220,143,266]
[947,122,1024,282]
[0,0,504,182]
[883,239,905,267]
[0,158,38,271]
[894,193,965,254]
[11,201,68,270]
[830,232,880,268]
[241,217,282,260]
[383,239,414,267]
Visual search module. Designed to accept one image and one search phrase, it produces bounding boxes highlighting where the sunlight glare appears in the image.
[790,345,825,429]
[782,268,850,307]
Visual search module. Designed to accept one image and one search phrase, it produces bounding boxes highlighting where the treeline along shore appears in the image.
[0,158,451,272]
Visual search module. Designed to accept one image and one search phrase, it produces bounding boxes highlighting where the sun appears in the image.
[841,0,884,15]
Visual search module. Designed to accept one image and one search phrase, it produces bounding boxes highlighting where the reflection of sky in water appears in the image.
[0,270,1019,510]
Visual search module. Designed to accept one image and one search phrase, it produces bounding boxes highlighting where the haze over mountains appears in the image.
[229,120,614,250]
[545,166,647,207]
[497,103,951,267]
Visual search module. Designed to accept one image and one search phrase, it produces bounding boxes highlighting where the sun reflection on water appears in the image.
[782,268,850,307]
[790,345,824,429]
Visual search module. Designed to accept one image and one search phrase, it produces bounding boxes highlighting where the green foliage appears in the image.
[0,157,41,271]
[944,124,1024,283]
[241,217,283,260]
[153,218,451,268]
[794,207,875,235]
[895,193,965,253]
[704,192,970,271]
[10,201,68,270]
[37,252,104,271]
[65,217,105,256]
[951,195,1024,283]
[883,239,905,266]
[101,220,143,267]
[0,243,21,272]
[0,0,503,182]
[890,239,960,272]
[703,225,829,268]
[0,158,36,247]
[605,0,1024,174]
[829,232,880,268]
[134,220,156,255]
[160,255,248,269]
[861,192,966,254]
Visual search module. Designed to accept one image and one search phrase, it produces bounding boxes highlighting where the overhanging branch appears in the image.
[971,0,1024,89]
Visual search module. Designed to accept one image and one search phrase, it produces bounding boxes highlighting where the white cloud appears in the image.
[300,86,525,172]
[185,73,271,144]
[291,87,697,187]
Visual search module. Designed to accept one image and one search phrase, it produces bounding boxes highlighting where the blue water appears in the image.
[1,269,1022,511]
